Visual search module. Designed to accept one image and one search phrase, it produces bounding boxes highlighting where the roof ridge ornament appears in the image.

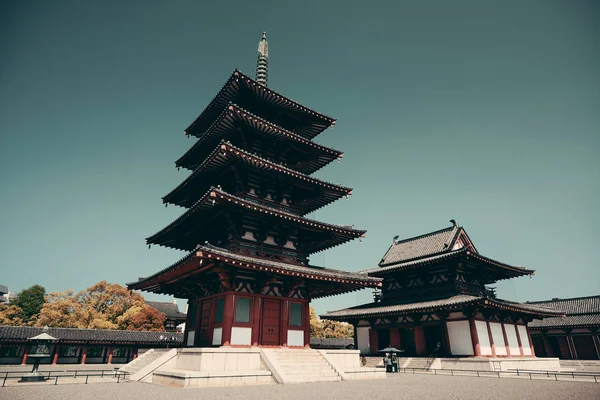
[256,32,268,86]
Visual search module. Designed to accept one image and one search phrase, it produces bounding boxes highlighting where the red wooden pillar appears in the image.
[469,319,481,356]
[501,323,510,356]
[542,336,553,357]
[368,328,378,356]
[221,293,234,346]
[390,328,401,350]
[303,302,310,347]
[107,346,113,364]
[52,344,60,365]
[81,346,88,365]
[21,346,29,365]
[486,321,496,357]
[526,329,536,357]
[514,324,524,356]
[414,326,427,356]
[251,296,261,346]
[280,300,289,346]
[133,350,138,360]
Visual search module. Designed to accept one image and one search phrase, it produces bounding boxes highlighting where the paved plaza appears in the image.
[1,373,598,400]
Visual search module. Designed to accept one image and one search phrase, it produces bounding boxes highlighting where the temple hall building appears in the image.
[322,221,563,359]
[528,295,600,360]
[128,32,381,349]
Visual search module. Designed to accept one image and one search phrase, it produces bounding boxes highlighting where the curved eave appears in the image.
[164,141,352,215]
[481,299,564,318]
[185,70,335,140]
[321,296,481,321]
[365,249,534,281]
[128,245,381,298]
[147,187,366,254]
[178,104,342,175]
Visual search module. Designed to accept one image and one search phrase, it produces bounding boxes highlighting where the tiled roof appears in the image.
[146,301,187,319]
[379,225,461,266]
[526,295,600,315]
[529,314,600,329]
[0,326,183,344]
[321,295,561,321]
[527,295,600,329]
[310,337,354,349]
[363,248,534,279]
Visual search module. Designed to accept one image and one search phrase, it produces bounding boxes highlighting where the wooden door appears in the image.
[261,299,281,345]
[196,299,211,347]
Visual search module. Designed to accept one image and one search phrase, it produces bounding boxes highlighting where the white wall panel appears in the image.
[231,327,252,345]
[505,324,520,356]
[212,327,223,346]
[447,321,474,356]
[186,330,195,347]
[489,322,507,355]
[357,327,370,354]
[287,329,304,347]
[475,321,492,355]
[518,325,532,355]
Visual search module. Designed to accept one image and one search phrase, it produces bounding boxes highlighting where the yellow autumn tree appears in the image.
[309,306,353,338]
[0,303,25,326]
[35,281,165,331]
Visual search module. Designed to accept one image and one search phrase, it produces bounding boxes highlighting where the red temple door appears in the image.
[196,299,212,346]
[261,299,281,345]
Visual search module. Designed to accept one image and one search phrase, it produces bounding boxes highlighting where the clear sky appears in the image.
[1,1,598,316]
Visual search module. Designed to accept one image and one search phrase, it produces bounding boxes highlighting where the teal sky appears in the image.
[1,1,599,316]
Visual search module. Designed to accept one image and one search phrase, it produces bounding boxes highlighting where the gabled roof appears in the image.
[164,141,351,214]
[379,223,476,267]
[146,301,187,320]
[321,294,562,321]
[129,244,382,299]
[185,70,335,140]
[527,295,600,330]
[178,104,342,175]
[147,187,366,254]
[0,326,183,344]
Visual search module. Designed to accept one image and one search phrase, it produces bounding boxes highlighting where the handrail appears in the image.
[396,367,599,383]
[1,370,129,387]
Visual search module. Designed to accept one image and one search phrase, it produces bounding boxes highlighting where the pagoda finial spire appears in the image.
[256,31,269,86]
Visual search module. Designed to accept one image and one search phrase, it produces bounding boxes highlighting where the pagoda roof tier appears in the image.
[147,187,366,254]
[363,247,535,282]
[177,104,342,175]
[320,294,563,321]
[164,141,352,215]
[185,70,335,140]
[128,244,382,299]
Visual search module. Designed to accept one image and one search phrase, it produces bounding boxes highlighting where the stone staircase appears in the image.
[119,349,171,378]
[262,348,342,383]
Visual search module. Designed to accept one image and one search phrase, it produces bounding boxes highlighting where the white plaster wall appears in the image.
[357,327,370,354]
[447,321,474,356]
[475,321,492,355]
[187,330,195,347]
[231,327,252,345]
[505,324,520,356]
[212,327,223,346]
[489,322,507,355]
[518,325,532,355]
[287,329,304,347]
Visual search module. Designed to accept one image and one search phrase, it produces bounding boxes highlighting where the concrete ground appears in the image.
[1,373,598,400]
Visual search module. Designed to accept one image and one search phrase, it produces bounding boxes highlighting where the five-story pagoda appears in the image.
[128,33,381,348]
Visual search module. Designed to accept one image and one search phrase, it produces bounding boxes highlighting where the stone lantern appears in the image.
[19,326,57,382]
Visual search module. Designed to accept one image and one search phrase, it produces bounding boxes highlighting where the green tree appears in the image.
[12,285,46,323]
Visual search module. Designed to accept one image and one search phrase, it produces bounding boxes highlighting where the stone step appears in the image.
[286,376,341,382]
